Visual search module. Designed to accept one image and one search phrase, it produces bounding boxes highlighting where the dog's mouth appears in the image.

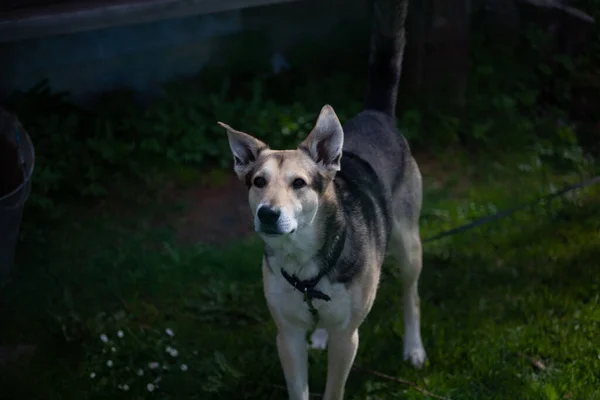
[258,226,296,237]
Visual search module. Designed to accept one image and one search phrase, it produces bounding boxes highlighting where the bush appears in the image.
[4,76,361,215]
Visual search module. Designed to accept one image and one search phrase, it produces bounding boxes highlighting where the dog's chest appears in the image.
[263,260,354,330]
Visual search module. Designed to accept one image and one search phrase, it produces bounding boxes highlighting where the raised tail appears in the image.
[364,0,409,119]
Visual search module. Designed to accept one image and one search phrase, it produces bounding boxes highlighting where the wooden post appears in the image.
[400,0,471,109]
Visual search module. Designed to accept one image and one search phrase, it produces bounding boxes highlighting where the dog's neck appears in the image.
[262,223,322,281]
[263,186,347,282]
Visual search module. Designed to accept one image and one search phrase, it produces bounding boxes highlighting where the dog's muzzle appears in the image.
[256,205,296,236]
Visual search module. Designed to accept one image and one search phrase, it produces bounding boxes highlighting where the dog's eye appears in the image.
[253,177,267,188]
[292,178,306,189]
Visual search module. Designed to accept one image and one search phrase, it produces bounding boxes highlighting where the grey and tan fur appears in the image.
[217,0,425,399]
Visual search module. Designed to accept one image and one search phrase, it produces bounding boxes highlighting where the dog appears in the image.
[217,0,425,398]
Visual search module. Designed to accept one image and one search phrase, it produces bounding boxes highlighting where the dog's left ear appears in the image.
[299,105,344,176]
[218,122,268,179]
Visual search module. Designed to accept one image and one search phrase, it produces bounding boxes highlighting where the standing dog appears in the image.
[218,0,425,398]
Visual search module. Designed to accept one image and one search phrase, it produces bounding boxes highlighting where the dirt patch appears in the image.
[174,173,254,247]
[414,149,470,196]
[171,150,465,247]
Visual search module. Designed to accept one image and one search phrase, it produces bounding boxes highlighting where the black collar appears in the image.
[280,268,331,301]
[278,228,347,304]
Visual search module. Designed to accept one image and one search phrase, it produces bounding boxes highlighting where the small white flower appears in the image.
[148,362,160,369]
[117,330,124,338]
[111,347,116,353]
[137,369,144,376]
[106,360,114,368]
[122,384,129,391]
[165,346,179,357]
[180,364,188,372]
[89,372,96,379]
[147,383,155,392]
[154,376,162,384]
[165,328,174,337]
[100,334,109,343]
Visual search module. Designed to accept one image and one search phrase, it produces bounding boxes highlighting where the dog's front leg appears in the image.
[323,329,359,400]
[277,327,309,400]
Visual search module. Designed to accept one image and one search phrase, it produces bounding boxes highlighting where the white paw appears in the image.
[403,344,427,369]
[309,328,328,350]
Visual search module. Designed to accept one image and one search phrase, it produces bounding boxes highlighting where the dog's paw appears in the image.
[309,328,328,350]
[403,344,427,369]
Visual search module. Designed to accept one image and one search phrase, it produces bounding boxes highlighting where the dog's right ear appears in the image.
[218,122,268,179]
[299,105,344,177]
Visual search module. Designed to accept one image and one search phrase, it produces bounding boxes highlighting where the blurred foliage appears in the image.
[2,3,599,218]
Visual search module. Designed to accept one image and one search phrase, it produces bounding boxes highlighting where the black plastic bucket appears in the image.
[0,109,35,282]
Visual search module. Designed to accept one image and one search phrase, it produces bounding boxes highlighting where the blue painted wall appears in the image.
[0,10,242,102]
[0,0,368,104]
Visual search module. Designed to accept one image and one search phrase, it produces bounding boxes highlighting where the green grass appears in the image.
[1,147,598,400]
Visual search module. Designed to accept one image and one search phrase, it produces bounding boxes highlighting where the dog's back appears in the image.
[336,0,416,258]
[342,0,413,200]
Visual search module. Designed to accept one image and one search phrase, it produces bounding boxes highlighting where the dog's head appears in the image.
[218,105,343,238]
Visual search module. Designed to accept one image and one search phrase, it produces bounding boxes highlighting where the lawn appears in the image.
[1,145,598,400]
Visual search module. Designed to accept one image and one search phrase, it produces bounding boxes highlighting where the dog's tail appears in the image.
[364,0,409,119]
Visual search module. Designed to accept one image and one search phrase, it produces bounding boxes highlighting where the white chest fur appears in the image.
[262,258,355,331]
[260,227,372,333]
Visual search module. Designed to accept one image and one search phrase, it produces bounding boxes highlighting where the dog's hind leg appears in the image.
[309,328,328,350]
[390,157,427,368]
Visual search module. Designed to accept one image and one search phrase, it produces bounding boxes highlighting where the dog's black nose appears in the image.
[257,206,281,225]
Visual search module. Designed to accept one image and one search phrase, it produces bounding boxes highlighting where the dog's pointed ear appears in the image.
[299,105,344,176]
[218,122,268,179]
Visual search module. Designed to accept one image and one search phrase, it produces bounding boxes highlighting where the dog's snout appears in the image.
[257,206,281,225]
